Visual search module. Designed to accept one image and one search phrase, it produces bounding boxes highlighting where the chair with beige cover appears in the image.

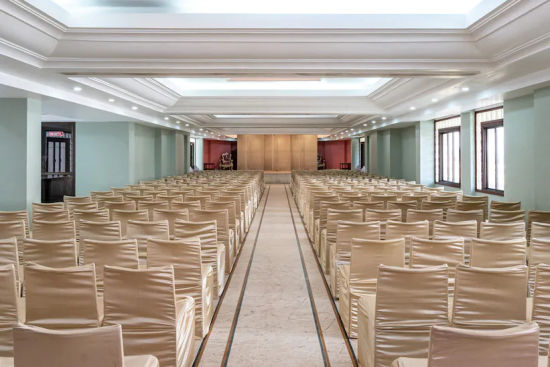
[126,220,169,264]
[0,221,26,261]
[152,209,189,239]
[410,237,464,280]
[189,209,234,273]
[0,264,19,357]
[206,201,240,252]
[446,209,483,236]
[138,201,170,220]
[455,200,488,221]
[371,194,398,209]
[111,209,149,237]
[490,209,526,223]
[24,263,100,329]
[65,202,98,221]
[32,209,69,223]
[470,238,527,268]
[365,209,402,238]
[322,209,363,274]
[329,221,380,298]
[171,200,201,212]
[532,222,550,241]
[63,196,92,206]
[385,220,429,259]
[451,265,528,329]
[0,238,20,290]
[185,195,211,209]
[103,266,195,367]
[104,201,136,219]
[316,201,352,255]
[73,209,110,252]
[388,201,417,221]
[23,239,77,268]
[79,220,122,244]
[421,201,454,219]
[491,200,522,211]
[528,211,550,244]
[82,239,139,295]
[31,202,64,214]
[532,264,550,355]
[147,239,214,338]
[529,238,550,294]
[10,324,159,367]
[340,238,406,338]
[392,322,540,367]
[480,221,526,240]
[406,209,444,237]
[174,220,225,297]
[219,194,245,244]
[433,220,478,256]
[0,211,29,237]
[31,220,75,241]
[358,265,449,367]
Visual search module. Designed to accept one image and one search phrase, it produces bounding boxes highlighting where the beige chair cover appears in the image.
[0,221,26,262]
[322,209,363,274]
[409,237,464,279]
[73,210,110,254]
[388,201,418,221]
[529,238,550,295]
[12,324,159,367]
[532,264,550,355]
[82,239,139,295]
[32,202,64,214]
[105,201,137,219]
[190,209,234,273]
[385,220,429,257]
[111,209,149,237]
[0,238,19,283]
[0,265,19,357]
[316,201,352,255]
[371,194,398,209]
[490,209,527,223]
[206,201,240,252]
[103,266,195,367]
[491,200,522,211]
[330,221,380,298]
[406,209,444,237]
[445,209,483,236]
[147,239,214,338]
[126,220,170,263]
[358,265,449,367]
[528,211,550,244]
[455,200,488,221]
[138,201,170,220]
[433,220,477,256]
[421,201,454,219]
[23,239,77,268]
[470,238,527,268]
[340,238,405,338]
[63,196,92,205]
[32,209,69,222]
[31,220,75,241]
[25,263,100,329]
[218,194,245,245]
[152,209,189,238]
[480,221,526,240]
[365,209,402,238]
[174,220,225,297]
[185,195,211,209]
[452,265,528,329]
[79,220,122,244]
[171,200,201,211]
[0,211,29,237]
[532,222,550,241]
[393,322,540,367]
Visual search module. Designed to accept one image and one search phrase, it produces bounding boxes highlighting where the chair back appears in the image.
[152,209,189,237]
[433,220,477,240]
[126,220,170,261]
[138,201,170,220]
[82,239,139,294]
[32,209,69,222]
[452,265,528,329]
[111,209,149,237]
[491,201,521,211]
[406,209,443,236]
[79,220,122,243]
[385,220,429,251]
[104,201,136,220]
[335,221,380,262]
[531,222,550,241]
[426,323,539,367]
[455,200,488,220]
[0,264,19,357]
[470,238,527,268]
[23,239,77,268]
[528,211,550,243]
[32,220,75,241]
[0,238,19,279]
[12,324,127,367]
[490,209,526,223]
[446,209,483,230]
[480,221,526,240]
[25,263,99,329]
[410,237,464,277]
[371,265,449,367]
[532,264,550,354]
[32,202,64,213]
[0,211,29,237]
[387,201,417,221]
[0,220,26,259]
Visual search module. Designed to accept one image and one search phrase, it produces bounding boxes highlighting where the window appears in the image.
[476,107,504,195]
[435,116,461,186]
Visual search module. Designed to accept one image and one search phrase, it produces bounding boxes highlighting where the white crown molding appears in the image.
[492,31,550,64]
[0,38,46,67]
[4,0,66,36]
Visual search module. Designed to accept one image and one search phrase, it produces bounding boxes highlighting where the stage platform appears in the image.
[264,171,291,184]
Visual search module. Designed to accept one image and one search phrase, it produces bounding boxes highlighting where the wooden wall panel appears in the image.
[237,134,317,171]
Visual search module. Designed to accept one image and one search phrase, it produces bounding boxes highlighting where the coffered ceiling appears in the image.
[1,0,549,139]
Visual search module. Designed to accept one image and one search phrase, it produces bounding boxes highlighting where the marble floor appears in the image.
[194,184,357,367]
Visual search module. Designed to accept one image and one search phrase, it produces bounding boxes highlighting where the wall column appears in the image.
[460,111,475,195]
[351,137,360,169]
[0,98,41,210]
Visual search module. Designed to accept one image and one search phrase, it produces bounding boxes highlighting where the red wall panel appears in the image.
[317,139,351,169]
[203,139,237,169]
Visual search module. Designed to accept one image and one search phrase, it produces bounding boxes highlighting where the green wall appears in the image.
[133,123,157,183]
[400,126,416,182]
[0,98,41,211]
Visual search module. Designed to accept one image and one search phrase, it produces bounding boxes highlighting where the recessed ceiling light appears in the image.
[164,117,169,121]
[363,123,367,127]
[432,98,438,102]
[108,98,115,103]
[199,128,203,131]
[351,128,354,131]
[461,87,469,92]
[410,106,416,110]
[73,86,82,92]
[382,116,387,120]
[185,123,189,127]
[372,120,377,124]
[131,106,138,110]
[192,130,195,133]
[176,121,180,124]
